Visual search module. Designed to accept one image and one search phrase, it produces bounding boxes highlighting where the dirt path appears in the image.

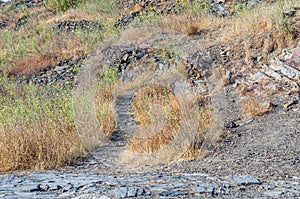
[75,90,141,175]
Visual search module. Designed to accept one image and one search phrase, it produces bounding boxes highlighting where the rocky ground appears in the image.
[0,0,300,198]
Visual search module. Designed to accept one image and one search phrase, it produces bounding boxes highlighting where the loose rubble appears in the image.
[24,56,87,85]
[1,172,299,198]
[24,43,215,95]
[56,20,103,33]
[238,47,300,94]
[115,0,268,27]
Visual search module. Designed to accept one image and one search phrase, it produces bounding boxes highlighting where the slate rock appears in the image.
[259,183,276,190]
[137,187,151,196]
[194,186,214,194]
[127,186,137,197]
[251,71,266,82]
[0,175,17,184]
[263,191,285,197]
[30,184,47,192]
[225,121,238,128]
[230,175,261,185]
[115,187,127,198]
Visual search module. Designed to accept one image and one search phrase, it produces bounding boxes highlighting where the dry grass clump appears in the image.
[95,87,117,139]
[180,98,212,159]
[161,16,214,36]
[120,72,217,162]
[242,97,274,118]
[0,23,102,77]
[9,55,57,77]
[94,66,119,139]
[197,100,213,139]
[127,84,180,154]
[0,121,84,172]
[0,83,87,172]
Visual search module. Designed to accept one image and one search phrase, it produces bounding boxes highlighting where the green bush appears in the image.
[46,0,86,12]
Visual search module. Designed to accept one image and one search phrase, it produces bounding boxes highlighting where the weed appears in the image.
[46,0,86,12]
[78,0,120,18]
[131,11,161,28]
[95,66,119,138]
[242,97,274,118]
[0,78,87,171]
[127,84,180,154]
[9,55,57,77]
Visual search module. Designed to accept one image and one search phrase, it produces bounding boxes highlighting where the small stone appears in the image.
[127,186,137,197]
[248,0,260,6]
[30,184,46,192]
[137,188,145,195]
[263,191,284,197]
[257,56,263,62]
[122,54,129,62]
[40,184,50,191]
[260,183,276,190]
[115,187,127,199]
[239,118,255,126]
[49,184,63,191]
[194,186,214,194]
[263,67,282,80]
[137,187,151,196]
[158,63,164,70]
[54,65,70,73]
[251,71,266,82]
[225,121,238,128]
[226,70,232,82]
[284,100,298,109]
[211,187,217,197]
[230,175,261,185]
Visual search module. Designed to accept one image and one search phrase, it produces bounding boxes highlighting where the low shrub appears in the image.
[46,0,86,12]
[0,78,87,172]
[95,66,119,139]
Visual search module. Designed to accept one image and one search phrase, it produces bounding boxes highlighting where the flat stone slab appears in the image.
[230,175,261,185]
[0,172,299,198]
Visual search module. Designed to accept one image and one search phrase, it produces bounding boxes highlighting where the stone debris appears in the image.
[286,47,300,68]
[186,49,213,94]
[263,191,285,197]
[56,20,103,33]
[115,0,267,27]
[23,56,87,85]
[0,20,9,29]
[116,0,184,27]
[0,172,299,198]
[230,175,261,186]
[237,46,300,94]
[284,100,298,109]
[14,15,28,31]
[24,40,300,101]
[15,0,43,8]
